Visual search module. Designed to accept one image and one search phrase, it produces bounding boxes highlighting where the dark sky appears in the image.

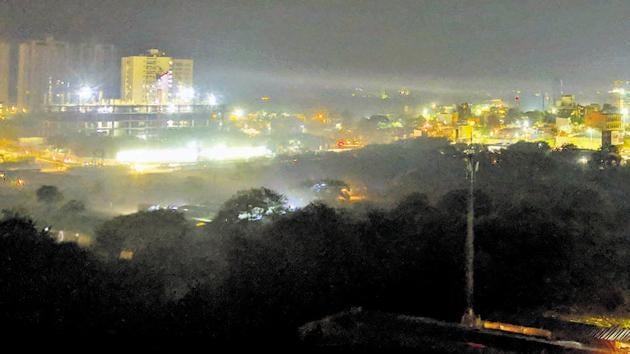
[2,0,630,106]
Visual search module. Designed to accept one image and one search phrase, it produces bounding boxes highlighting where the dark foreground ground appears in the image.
[298,309,612,353]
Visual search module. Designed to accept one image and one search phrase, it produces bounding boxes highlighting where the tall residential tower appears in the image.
[16,36,118,111]
[121,49,193,105]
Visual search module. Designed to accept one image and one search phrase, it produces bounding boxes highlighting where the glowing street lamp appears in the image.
[78,86,93,101]
[77,86,94,112]
[207,93,218,106]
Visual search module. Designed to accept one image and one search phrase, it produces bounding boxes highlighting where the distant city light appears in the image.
[611,88,626,95]
[97,106,114,114]
[232,108,245,118]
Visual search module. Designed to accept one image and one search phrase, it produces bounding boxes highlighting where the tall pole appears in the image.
[461,149,478,327]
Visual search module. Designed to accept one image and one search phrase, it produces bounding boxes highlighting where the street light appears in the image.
[78,86,93,101]
[77,86,93,113]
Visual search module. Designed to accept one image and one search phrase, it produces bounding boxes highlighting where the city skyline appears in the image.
[1,0,629,101]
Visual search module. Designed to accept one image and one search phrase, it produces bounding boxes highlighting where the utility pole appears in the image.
[461,148,479,327]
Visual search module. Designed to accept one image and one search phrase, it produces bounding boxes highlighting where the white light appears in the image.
[233,108,245,118]
[97,106,113,114]
[200,145,273,161]
[78,86,93,100]
[208,93,218,106]
[177,87,195,101]
[117,148,199,164]
[116,145,274,164]
[621,108,629,116]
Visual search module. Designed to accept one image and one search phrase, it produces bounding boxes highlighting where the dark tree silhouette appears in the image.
[35,185,63,205]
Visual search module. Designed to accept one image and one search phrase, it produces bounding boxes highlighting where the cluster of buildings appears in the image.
[0,36,196,113]
[2,35,630,152]
[0,36,212,137]
[418,86,630,151]
[0,36,117,112]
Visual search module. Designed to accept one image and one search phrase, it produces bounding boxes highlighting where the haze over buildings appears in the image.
[12,36,118,111]
[1,0,629,104]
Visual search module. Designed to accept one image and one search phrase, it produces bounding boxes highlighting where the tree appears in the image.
[36,185,63,205]
[213,188,288,225]
[95,209,190,261]
[0,216,115,335]
[94,209,193,300]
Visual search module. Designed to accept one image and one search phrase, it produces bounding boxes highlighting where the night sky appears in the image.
[2,0,630,106]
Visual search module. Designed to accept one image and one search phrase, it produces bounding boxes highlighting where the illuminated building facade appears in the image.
[121,49,194,105]
[41,104,225,138]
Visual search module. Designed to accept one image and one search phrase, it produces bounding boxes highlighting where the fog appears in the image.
[1,1,630,350]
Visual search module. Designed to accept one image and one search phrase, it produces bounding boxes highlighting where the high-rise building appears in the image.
[16,36,118,111]
[17,36,74,111]
[0,40,10,105]
[121,49,194,105]
[73,42,119,99]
